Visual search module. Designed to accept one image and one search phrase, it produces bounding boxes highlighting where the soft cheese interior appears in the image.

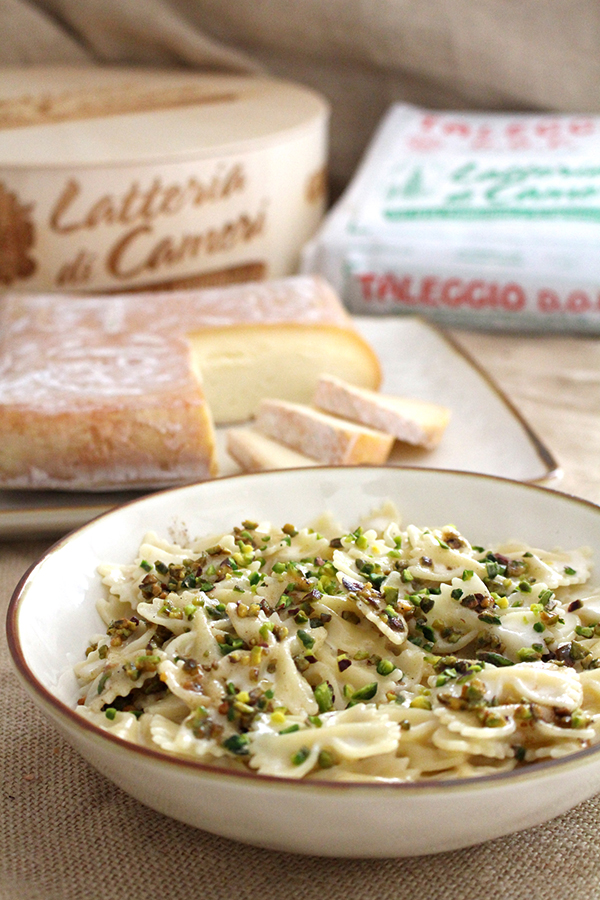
[191,323,380,424]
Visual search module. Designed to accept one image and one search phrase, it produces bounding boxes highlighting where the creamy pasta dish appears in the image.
[74,506,600,782]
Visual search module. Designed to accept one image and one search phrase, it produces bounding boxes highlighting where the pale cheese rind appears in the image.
[255,399,394,465]
[0,332,217,490]
[2,276,351,338]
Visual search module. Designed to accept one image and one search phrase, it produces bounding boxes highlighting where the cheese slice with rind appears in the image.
[226,426,319,472]
[314,374,450,449]
[255,398,394,465]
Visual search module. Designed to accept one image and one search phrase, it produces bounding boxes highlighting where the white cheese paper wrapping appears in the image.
[0,67,328,293]
[302,104,600,332]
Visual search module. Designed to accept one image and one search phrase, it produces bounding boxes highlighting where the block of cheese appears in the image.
[226,427,319,472]
[0,323,218,491]
[0,276,380,490]
[4,276,380,428]
[255,399,394,465]
[313,375,451,449]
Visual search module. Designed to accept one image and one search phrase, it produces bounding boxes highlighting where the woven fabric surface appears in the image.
[2,538,599,900]
[4,0,600,194]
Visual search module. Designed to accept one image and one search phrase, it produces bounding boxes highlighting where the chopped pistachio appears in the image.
[347,682,378,705]
[297,630,315,650]
[410,696,432,710]
[314,682,334,713]
[376,658,396,677]
[222,734,250,755]
[317,750,337,769]
[517,647,542,662]
[291,746,310,766]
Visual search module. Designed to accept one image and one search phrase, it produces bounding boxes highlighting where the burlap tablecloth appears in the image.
[3,329,600,900]
[5,0,600,196]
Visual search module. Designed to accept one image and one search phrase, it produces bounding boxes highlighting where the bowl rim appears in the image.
[8,463,600,795]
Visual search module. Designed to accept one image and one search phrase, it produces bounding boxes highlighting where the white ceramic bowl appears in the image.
[8,466,600,858]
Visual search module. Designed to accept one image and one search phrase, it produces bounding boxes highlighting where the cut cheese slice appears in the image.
[313,375,451,449]
[0,276,379,490]
[255,399,394,465]
[226,427,318,472]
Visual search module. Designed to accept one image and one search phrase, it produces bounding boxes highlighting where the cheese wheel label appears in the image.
[0,68,329,292]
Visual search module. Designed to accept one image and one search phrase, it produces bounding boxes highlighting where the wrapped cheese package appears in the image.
[0,277,381,490]
[302,103,600,332]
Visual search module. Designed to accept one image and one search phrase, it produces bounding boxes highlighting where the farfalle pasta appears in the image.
[74,506,600,781]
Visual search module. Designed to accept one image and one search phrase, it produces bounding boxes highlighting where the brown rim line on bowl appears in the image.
[7,465,600,857]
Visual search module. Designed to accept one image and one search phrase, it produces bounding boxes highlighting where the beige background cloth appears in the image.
[3,330,600,899]
[2,0,600,193]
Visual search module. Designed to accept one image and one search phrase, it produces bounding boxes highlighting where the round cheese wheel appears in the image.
[0,66,329,293]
